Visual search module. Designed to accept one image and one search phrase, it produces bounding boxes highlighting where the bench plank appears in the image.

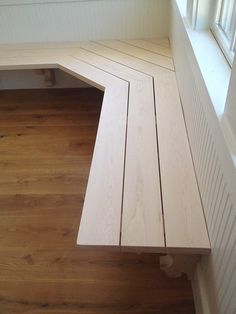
[86,41,210,253]
[154,72,210,252]
[122,80,164,250]
[60,58,129,247]
[0,55,58,70]
[122,39,172,58]
[97,40,174,71]
[72,47,165,250]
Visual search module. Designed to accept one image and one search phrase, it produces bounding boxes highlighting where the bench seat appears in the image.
[0,38,210,278]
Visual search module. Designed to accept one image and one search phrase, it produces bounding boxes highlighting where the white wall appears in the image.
[170,1,236,313]
[0,0,169,44]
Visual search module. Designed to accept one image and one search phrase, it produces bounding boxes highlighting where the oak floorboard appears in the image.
[0,88,195,314]
[0,194,84,216]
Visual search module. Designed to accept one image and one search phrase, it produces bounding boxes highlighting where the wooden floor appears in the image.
[0,88,195,313]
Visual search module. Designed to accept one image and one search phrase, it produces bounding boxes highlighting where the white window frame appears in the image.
[211,0,236,65]
[187,0,236,66]
[187,0,215,30]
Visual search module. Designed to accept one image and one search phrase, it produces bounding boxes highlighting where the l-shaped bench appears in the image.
[0,38,210,279]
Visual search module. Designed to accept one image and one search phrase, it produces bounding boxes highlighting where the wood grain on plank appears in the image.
[98,40,174,71]
[153,72,210,252]
[78,41,169,77]
[77,84,128,248]
[85,40,210,252]
[122,39,172,58]
[73,46,164,250]
[0,55,58,70]
[56,59,129,248]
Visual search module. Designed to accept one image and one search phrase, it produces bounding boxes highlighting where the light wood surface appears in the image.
[153,72,210,252]
[0,39,210,254]
[146,37,171,47]
[78,84,128,247]
[72,45,164,250]
[59,58,129,247]
[0,88,195,313]
[122,39,172,57]
[74,40,210,253]
[98,40,174,71]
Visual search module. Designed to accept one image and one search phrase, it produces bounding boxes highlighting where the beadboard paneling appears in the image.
[0,0,169,44]
[170,2,236,313]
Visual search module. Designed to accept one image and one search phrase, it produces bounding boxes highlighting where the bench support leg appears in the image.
[159,254,200,280]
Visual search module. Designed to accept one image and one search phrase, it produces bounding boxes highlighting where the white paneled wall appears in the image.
[0,0,169,44]
[171,1,236,313]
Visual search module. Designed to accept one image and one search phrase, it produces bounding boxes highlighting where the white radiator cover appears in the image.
[170,1,236,313]
[0,0,169,44]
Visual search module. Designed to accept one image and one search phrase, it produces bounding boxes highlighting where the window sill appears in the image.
[175,0,231,117]
[183,21,231,118]
[183,26,236,166]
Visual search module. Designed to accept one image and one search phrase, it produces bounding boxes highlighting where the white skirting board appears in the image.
[192,263,211,314]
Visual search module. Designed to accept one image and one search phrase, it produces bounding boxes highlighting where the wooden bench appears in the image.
[0,39,210,279]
